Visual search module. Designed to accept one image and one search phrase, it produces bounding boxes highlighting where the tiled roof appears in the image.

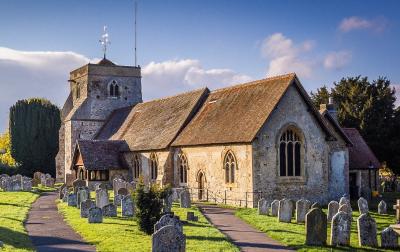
[342,128,380,169]
[95,106,133,140]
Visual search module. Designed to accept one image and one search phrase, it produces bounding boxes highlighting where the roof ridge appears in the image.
[211,73,296,93]
[141,87,208,104]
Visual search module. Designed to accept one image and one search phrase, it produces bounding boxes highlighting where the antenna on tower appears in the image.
[134,1,138,66]
[99,25,111,59]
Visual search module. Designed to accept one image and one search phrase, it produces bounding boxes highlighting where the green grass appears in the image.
[236,208,397,251]
[0,191,39,252]
[58,198,238,252]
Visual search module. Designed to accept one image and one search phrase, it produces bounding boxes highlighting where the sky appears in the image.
[0,0,399,132]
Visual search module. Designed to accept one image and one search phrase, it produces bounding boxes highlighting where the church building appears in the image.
[56,58,380,206]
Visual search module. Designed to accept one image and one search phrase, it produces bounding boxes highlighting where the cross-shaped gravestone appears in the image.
[393,199,400,224]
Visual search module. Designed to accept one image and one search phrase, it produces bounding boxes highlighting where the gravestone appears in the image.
[154,214,183,233]
[113,178,127,196]
[327,201,339,222]
[381,227,399,248]
[330,211,352,246]
[11,178,22,191]
[88,207,103,223]
[187,212,198,222]
[62,191,69,202]
[40,174,46,186]
[59,184,67,199]
[163,194,173,214]
[67,193,77,207]
[278,199,293,223]
[97,182,108,190]
[338,204,352,218]
[357,213,378,247]
[102,204,117,217]
[80,199,95,218]
[271,200,279,216]
[77,187,90,209]
[72,179,86,193]
[33,171,42,181]
[45,178,55,187]
[151,225,186,252]
[339,196,350,207]
[378,200,387,214]
[357,197,369,214]
[258,198,270,215]
[311,202,320,209]
[180,190,191,208]
[305,208,327,246]
[114,194,124,206]
[32,178,40,187]
[296,199,311,223]
[393,200,400,224]
[95,189,109,209]
[22,179,32,191]
[121,196,134,217]
[117,187,128,196]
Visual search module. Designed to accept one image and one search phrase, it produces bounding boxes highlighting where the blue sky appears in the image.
[0,0,399,131]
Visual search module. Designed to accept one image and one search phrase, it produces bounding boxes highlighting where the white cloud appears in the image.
[261,33,316,78]
[393,84,400,107]
[324,51,352,70]
[339,16,387,33]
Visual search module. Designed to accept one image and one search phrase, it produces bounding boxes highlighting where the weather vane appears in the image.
[99,25,110,59]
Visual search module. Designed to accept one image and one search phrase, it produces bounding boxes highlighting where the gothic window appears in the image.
[76,85,80,99]
[279,127,303,177]
[179,153,188,184]
[133,154,141,179]
[224,151,237,184]
[109,80,120,97]
[150,153,158,180]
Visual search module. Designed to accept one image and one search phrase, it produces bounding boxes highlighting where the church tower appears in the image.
[56,58,142,183]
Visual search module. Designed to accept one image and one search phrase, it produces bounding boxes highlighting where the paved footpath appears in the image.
[199,205,293,252]
[25,192,95,252]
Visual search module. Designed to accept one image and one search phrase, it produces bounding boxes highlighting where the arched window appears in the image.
[150,153,158,180]
[133,154,141,179]
[179,153,188,184]
[279,127,303,177]
[224,151,237,184]
[76,85,80,99]
[109,80,120,97]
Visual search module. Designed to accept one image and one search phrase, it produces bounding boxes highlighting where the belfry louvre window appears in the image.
[150,153,158,180]
[179,154,188,184]
[109,80,120,97]
[133,154,141,179]
[224,151,237,184]
[279,128,302,176]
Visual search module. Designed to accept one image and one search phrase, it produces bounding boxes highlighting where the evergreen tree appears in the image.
[0,132,16,167]
[310,85,330,108]
[9,98,61,176]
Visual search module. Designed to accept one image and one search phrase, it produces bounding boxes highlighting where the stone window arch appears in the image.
[133,154,141,179]
[278,126,303,177]
[224,150,237,184]
[178,153,188,184]
[150,153,158,180]
[108,80,120,97]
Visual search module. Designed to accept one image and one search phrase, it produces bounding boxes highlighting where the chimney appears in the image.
[320,97,337,121]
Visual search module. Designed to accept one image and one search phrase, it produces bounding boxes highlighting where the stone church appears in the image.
[56,58,380,206]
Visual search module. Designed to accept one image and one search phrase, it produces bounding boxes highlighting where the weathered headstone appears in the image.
[357,197,369,214]
[339,196,350,207]
[305,208,327,246]
[180,190,191,208]
[154,214,183,233]
[80,199,95,218]
[378,200,387,214]
[327,201,339,222]
[72,179,86,193]
[121,196,134,217]
[258,198,270,215]
[117,187,128,196]
[95,188,109,209]
[393,199,400,224]
[151,225,186,252]
[381,227,399,248]
[102,203,117,217]
[330,211,352,246]
[338,204,352,218]
[311,202,320,209]
[45,178,55,187]
[278,199,293,223]
[357,213,378,247]
[296,199,311,223]
[163,194,173,214]
[67,193,77,207]
[271,200,279,216]
[22,179,32,191]
[88,207,103,223]
[32,178,40,187]
[114,194,124,206]
[187,212,198,222]
[11,178,22,191]
[59,184,67,199]
[77,187,90,209]
[113,178,127,196]
[40,174,46,186]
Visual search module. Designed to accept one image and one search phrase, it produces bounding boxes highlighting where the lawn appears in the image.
[236,207,397,252]
[0,191,39,252]
[58,196,238,252]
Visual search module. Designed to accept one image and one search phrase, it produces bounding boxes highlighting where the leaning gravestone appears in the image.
[88,207,103,223]
[67,193,77,207]
[154,214,183,233]
[258,198,270,215]
[296,199,311,223]
[270,200,279,216]
[180,190,191,208]
[378,200,387,214]
[95,189,109,209]
[305,208,327,246]
[102,204,117,217]
[121,196,134,217]
[278,199,293,223]
[80,199,96,218]
[357,197,369,214]
[151,225,186,252]
[330,211,352,246]
[327,201,339,222]
[357,213,378,247]
[381,227,399,248]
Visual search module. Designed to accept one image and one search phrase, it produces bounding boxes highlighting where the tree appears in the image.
[310,85,330,109]
[0,132,16,167]
[9,98,61,176]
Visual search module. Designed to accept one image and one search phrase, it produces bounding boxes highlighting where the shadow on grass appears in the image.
[184,222,209,228]
[0,226,34,250]
[186,235,228,242]
[267,229,303,235]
